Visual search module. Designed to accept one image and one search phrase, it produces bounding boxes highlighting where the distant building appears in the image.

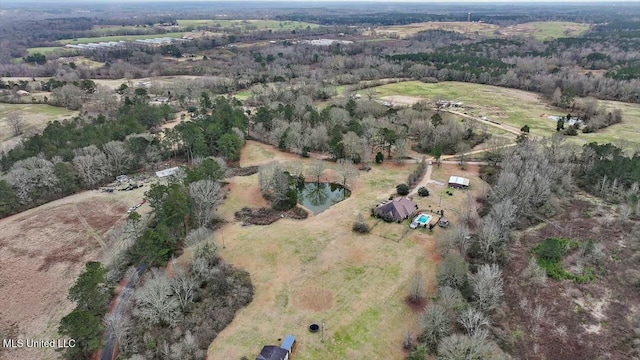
[372,197,418,223]
[448,176,470,189]
[155,167,179,178]
[255,346,289,360]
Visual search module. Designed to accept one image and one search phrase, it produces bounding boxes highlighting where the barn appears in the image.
[448,176,470,189]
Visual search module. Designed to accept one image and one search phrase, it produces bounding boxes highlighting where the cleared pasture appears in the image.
[372,81,640,149]
[205,141,486,359]
[177,19,319,31]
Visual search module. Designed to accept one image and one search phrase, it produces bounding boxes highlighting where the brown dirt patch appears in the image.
[234,206,308,225]
[0,197,127,360]
[293,287,334,312]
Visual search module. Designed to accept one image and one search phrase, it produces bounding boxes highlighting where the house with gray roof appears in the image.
[372,197,418,223]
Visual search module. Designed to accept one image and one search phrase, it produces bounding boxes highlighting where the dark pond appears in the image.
[296,182,350,215]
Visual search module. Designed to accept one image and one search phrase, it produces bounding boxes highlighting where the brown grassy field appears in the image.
[204,141,486,359]
[0,103,77,153]
[370,21,589,40]
[0,188,145,360]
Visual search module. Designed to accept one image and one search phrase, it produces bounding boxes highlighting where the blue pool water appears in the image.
[417,214,431,224]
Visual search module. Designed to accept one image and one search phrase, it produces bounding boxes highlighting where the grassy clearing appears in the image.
[372,81,640,149]
[0,104,76,145]
[373,21,499,38]
[177,19,318,31]
[234,89,251,101]
[26,47,70,55]
[372,21,589,40]
[502,21,590,40]
[59,32,185,45]
[203,142,491,359]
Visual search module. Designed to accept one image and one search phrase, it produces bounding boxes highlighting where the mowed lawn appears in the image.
[372,81,640,149]
[177,19,318,31]
[203,141,483,359]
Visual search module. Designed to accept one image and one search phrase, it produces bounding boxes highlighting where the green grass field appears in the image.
[372,81,640,149]
[517,21,590,40]
[59,32,185,45]
[177,19,318,31]
[26,47,71,55]
[0,104,77,143]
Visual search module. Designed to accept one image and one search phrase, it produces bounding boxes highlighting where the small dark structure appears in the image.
[309,324,320,333]
[281,335,296,353]
[372,197,418,223]
[256,346,289,360]
[438,218,450,228]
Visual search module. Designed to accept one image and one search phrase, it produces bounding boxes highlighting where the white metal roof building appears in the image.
[155,167,179,178]
[448,176,470,188]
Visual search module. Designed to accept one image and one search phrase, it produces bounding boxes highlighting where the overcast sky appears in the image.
[9,0,637,2]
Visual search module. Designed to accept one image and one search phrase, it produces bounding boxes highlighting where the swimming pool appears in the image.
[410,213,432,229]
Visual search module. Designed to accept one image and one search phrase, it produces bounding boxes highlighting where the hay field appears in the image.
[0,190,141,360]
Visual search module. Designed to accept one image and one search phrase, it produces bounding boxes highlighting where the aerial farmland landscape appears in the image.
[0,1,639,360]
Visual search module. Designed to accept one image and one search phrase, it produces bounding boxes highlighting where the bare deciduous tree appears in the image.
[437,334,497,360]
[408,271,425,304]
[471,264,504,313]
[438,286,468,315]
[170,267,197,311]
[3,156,58,204]
[335,159,358,187]
[6,112,24,136]
[133,269,180,327]
[309,160,325,183]
[436,253,468,290]
[419,303,451,351]
[103,141,131,176]
[185,227,213,248]
[73,145,110,187]
[458,308,489,338]
[189,180,222,227]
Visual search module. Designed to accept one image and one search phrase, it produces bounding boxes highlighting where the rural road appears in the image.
[445,109,523,136]
[100,264,147,360]
[408,163,433,197]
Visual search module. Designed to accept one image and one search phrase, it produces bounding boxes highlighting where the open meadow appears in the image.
[59,32,186,45]
[373,81,640,149]
[203,141,485,360]
[0,103,77,153]
[0,187,147,360]
[372,21,590,40]
[177,19,318,31]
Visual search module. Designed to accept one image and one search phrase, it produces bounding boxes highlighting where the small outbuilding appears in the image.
[155,167,179,178]
[448,176,470,189]
[372,197,418,223]
[281,335,296,353]
[256,346,289,360]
